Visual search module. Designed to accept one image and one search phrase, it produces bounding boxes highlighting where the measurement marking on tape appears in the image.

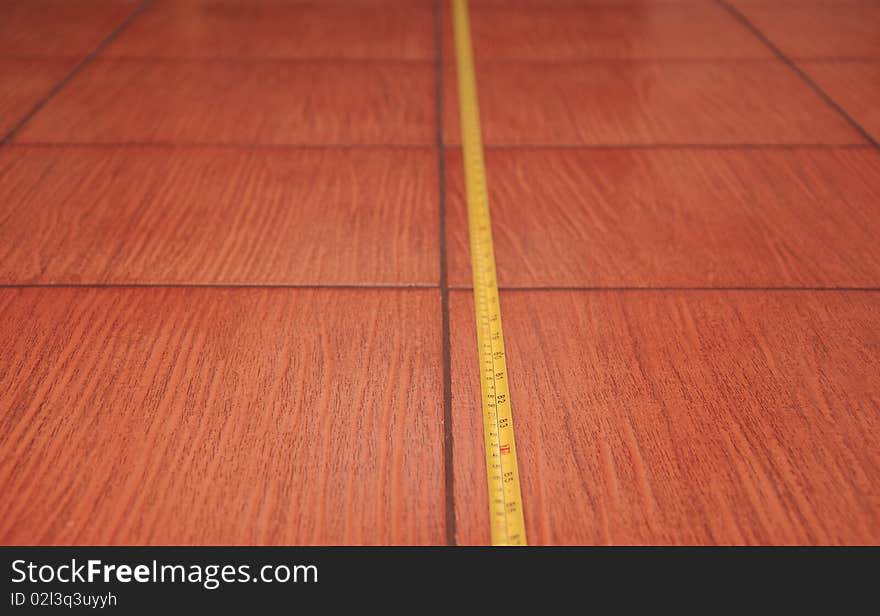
[452,0,527,546]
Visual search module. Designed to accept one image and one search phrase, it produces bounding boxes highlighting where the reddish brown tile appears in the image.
[442,4,770,60]
[800,61,880,143]
[0,59,73,137]
[0,0,137,58]
[734,4,880,59]
[0,146,438,285]
[472,1,709,4]
[0,287,444,545]
[106,1,434,59]
[443,61,864,145]
[15,59,435,145]
[451,290,880,544]
[445,148,880,288]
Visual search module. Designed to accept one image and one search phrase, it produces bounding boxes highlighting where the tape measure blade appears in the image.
[452,0,527,547]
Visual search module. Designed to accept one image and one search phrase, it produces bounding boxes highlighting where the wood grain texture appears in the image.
[445,147,880,288]
[14,60,435,145]
[106,1,434,59]
[443,61,864,145]
[800,62,880,143]
[451,290,880,545]
[734,4,880,59]
[0,60,73,137]
[471,1,710,5]
[441,4,771,60]
[0,146,438,285]
[153,0,434,5]
[0,288,444,545]
[0,0,137,58]
[731,0,875,4]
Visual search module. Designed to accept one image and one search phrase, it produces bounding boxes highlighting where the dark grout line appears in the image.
[791,57,880,64]
[10,141,436,150]
[472,143,874,150]
[450,286,880,292]
[12,56,836,67]
[442,57,796,65]
[463,0,698,5]
[715,0,879,149]
[10,142,874,151]
[435,0,457,549]
[0,284,441,292]
[94,55,436,64]
[0,0,153,145]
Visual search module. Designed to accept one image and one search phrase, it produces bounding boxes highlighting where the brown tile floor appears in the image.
[444,148,880,287]
[13,59,436,145]
[0,59,75,136]
[0,146,439,284]
[441,61,866,145]
[451,290,880,545]
[799,61,880,143]
[104,1,435,60]
[1,0,878,545]
[0,287,444,545]
[441,3,773,60]
[731,3,880,59]
[0,0,139,57]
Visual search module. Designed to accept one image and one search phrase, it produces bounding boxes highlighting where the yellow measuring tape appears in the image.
[452,0,527,546]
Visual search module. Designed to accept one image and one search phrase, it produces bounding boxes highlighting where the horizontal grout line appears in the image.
[9,284,876,293]
[0,54,111,62]
[2,283,439,290]
[14,55,872,67]
[443,57,788,65]
[8,141,437,150]
[475,143,874,151]
[791,57,880,64]
[8,142,874,151]
[450,286,880,292]
[86,56,436,64]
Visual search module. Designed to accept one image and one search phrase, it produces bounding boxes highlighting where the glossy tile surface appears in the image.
[443,62,864,145]
[0,0,138,58]
[442,4,770,60]
[0,60,73,137]
[106,2,434,59]
[472,1,710,5]
[734,4,880,59]
[2,0,879,549]
[445,148,880,288]
[0,146,438,285]
[0,288,444,545]
[800,62,880,143]
[15,60,435,145]
[451,290,880,545]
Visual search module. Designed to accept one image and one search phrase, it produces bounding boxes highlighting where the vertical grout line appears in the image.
[435,0,457,546]
[0,0,153,145]
[715,0,879,148]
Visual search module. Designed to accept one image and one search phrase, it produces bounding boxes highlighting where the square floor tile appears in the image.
[442,61,864,145]
[105,1,434,59]
[800,61,880,143]
[450,289,880,544]
[469,1,711,6]
[444,148,880,288]
[0,146,439,285]
[442,4,770,60]
[0,287,444,545]
[0,59,73,137]
[15,59,435,145]
[0,0,138,58]
[734,5,880,59]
